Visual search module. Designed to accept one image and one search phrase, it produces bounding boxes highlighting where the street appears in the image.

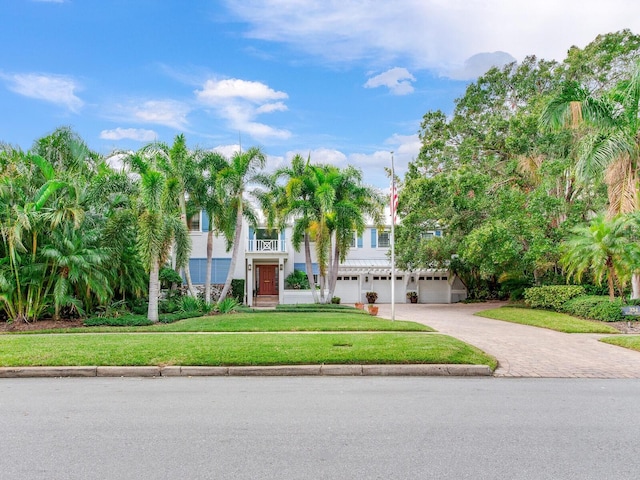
[1,377,639,479]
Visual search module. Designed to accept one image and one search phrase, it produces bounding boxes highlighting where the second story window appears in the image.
[187,212,201,232]
[378,231,390,248]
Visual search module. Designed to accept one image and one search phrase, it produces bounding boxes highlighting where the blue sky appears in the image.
[2,0,640,188]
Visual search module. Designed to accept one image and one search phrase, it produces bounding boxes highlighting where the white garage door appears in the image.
[418,274,450,303]
[370,276,404,303]
[334,276,360,303]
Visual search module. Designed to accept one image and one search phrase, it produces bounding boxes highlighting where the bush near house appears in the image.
[561,296,625,322]
[231,279,245,303]
[523,285,585,311]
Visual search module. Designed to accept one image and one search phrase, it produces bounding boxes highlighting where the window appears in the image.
[187,212,201,231]
[377,231,390,248]
[350,232,356,248]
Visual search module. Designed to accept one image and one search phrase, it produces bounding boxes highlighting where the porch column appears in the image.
[278,261,284,305]
[246,260,254,307]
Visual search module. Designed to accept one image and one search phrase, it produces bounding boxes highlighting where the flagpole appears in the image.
[390,151,396,321]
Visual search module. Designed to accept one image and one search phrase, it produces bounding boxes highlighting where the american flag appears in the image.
[390,182,398,225]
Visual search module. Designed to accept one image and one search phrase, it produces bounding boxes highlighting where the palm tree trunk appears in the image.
[327,238,340,302]
[304,232,319,303]
[218,197,243,303]
[205,229,214,303]
[632,273,640,300]
[607,265,616,301]
[148,259,160,323]
[179,194,197,297]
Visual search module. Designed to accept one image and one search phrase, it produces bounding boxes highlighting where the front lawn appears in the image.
[600,336,640,352]
[475,307,620,334]
[0,332,497,369]
[4,312,433,334]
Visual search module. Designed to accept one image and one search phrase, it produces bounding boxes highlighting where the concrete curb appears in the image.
[0,364,493,378]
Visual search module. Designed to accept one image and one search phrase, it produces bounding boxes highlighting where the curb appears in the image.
[0,364,493,378]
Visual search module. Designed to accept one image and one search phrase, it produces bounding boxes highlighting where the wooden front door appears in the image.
[257,265,278,295]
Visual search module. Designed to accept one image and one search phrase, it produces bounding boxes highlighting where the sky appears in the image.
[2,0,640,188]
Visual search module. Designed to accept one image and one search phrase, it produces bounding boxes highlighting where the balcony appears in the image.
[246,239,286,253]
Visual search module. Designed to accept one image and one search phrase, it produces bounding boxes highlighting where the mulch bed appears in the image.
[0,319,85,332]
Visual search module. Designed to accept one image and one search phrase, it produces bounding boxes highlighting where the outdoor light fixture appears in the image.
[248,263,252,271]
[279,264,283,271]
[410,276,415,283]
[365,276,369,283]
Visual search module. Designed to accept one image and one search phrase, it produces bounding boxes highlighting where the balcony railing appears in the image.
[246,239,286,252]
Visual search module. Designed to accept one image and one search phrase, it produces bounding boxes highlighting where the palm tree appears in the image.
[560,215,633,300]
[541,60,640,296]
[273,154,320,303]
[216,146,267,303]
[326,166,384,301]
[131,156,190,322]
[192,150,232,303]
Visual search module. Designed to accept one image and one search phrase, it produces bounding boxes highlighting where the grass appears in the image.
[0,333,497,369]
[475,307,620,334]
[8,312,433,334]
[600,336,640,352]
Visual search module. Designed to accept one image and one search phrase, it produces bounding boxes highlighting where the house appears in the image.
[186,209,467,306]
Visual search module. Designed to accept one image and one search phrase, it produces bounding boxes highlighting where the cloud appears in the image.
[195,77,291,141]
[113,99,190,129]
[1,72,83,111]
[365,67,416,95]
[100,128,158,142]
[446,51,516,80]
[224,0,640,78]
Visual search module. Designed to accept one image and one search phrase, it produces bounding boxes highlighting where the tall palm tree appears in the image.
[131,156,190,322]
[326,166,384,301]
[273,154,320,303]
[216,146,267,303]
[192,150,233,303]
[541,59,640,296]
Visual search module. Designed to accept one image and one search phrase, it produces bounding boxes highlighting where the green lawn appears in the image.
[12,312,433,334]
[600,336,640,352]
[0,332,497,369]
[475,307,620,334]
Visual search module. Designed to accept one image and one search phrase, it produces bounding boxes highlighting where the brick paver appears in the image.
[376,302,640,378]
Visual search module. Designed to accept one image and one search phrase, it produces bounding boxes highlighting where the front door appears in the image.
[257,265,278,295]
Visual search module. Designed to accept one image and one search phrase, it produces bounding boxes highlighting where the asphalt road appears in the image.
[1,377,639,479]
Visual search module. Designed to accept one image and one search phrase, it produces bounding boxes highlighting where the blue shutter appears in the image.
[280,229,285,252]
[357,234,363,248]
[371,228,377,248]
[201,211,209,232]
[248,227,254,251]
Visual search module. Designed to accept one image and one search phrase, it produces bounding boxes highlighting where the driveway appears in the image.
[376,302,640,378]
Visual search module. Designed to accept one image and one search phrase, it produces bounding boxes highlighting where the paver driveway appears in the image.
[376,302,640,378]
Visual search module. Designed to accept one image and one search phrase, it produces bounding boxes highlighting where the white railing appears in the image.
[247,239,285,252]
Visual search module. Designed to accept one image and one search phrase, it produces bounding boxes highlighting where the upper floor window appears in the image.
[187,212,201,232]
[378,231,390,248]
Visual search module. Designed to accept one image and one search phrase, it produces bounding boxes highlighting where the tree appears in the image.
[560,215,633,300]
[541,59,640,296]
[192,150,232,303]
[129,154,190,322]
[216,146,267,303]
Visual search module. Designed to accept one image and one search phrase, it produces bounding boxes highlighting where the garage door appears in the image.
[370,275,404,303]
[418,274,450,303]
[334,276,360,303]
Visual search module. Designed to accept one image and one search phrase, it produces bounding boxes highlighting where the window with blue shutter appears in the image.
[357,233,363,248]
[248,226,254,251]
[201,211,209,232]
[370,228,377,248]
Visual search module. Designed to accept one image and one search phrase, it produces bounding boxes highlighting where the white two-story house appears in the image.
[186,209,467,307]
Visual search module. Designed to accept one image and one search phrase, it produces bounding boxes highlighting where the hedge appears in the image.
[523,285,585,311]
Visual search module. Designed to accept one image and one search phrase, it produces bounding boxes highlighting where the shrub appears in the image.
[84,315,153,327]
[365,291,378,304]
[523,285,585,311]
[159,267,183,289]
[179,295,201,313]
[331,296,341,304]
[231,279,245,303]
[217,297,240,314]
[285,270,310,289]
[561,295,625,322]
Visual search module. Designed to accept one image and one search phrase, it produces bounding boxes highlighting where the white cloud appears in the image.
[100,128,158,142]
[115,99,190,129]
[224,0,640,78]
[364,67,416,95]
[1,72,83,111]
[195,77,291,141]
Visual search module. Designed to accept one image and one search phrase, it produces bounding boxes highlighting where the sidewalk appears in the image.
[377,302,640,378]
